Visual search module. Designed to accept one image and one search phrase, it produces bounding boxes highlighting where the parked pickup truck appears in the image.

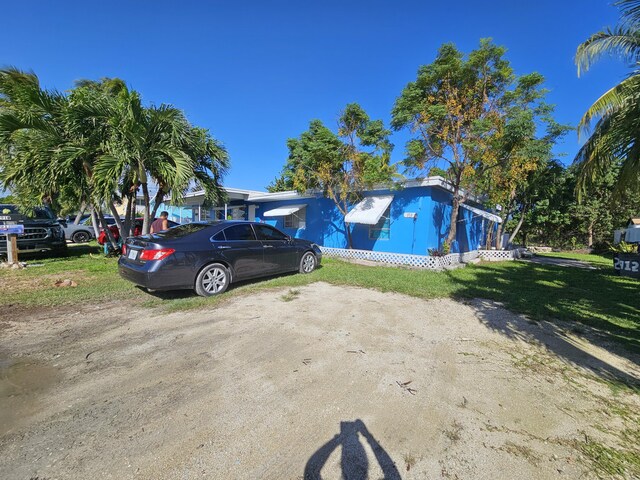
[0,204,67,256]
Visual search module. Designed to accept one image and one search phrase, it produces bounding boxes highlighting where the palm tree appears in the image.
[1,68,230,245]
[574,0,640,197]
[94,88,229,235]
[0,70,123,248]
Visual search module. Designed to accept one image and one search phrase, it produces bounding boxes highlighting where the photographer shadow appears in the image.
[304,419,401,480]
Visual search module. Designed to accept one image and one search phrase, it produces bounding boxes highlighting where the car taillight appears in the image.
[121,244,127,256]
[139,248,175,261]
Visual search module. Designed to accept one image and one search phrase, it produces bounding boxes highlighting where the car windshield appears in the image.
[33,207,55,220]
[0,204,54,220]
[156,223,210,239]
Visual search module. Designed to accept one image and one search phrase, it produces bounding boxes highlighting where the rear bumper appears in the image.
[118,263,154,288]
[118,256,193,291]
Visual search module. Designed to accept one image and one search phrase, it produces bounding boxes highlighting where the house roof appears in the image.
[182,176,478,203]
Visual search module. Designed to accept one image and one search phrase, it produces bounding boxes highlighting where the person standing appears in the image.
[150,211,169,233]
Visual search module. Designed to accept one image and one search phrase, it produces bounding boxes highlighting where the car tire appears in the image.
[72,230,91,243]
[299,252,317,274]
[195,263,230,297]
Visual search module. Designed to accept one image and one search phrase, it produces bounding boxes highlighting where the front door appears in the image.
[213,223,265,280]
[253,224,298,273]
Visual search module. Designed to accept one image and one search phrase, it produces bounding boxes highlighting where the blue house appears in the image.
[156,177,501,255]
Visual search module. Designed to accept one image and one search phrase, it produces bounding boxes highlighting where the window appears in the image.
[211,230,226,241]
[284,208,306,229]
[223,224,256,241]
[369,207,390,240]
[254,224,288,241]
[158,223,210,239]
[230,207,245,220]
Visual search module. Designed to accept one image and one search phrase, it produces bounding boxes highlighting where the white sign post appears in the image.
[1,224,24,264]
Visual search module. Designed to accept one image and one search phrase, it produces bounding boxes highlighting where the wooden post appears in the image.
[7,233,18,264]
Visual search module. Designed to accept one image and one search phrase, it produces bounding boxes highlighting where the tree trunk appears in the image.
[345,222,353,249]
[508,206,528,245]
[96,207,119,250]
[141,182,151,235]
[108,202,124,234]
[485,221,494,249]
[122,192,134,242]
[150,189,166,220]
[445,192,461,247]
[74,203,86,225]
[495,223,503,250]
[587,222,594,247]
[89,206,101,238]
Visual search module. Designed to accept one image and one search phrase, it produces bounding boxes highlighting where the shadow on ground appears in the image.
[304,419,401,480]
[448,261,640,385]
[141,266,323,300]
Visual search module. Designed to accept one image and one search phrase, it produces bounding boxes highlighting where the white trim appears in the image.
[247,191,316,202]
[175,177,484,205]
[262,204,307,217]
[345,195,394,225]
[460,203,502,223]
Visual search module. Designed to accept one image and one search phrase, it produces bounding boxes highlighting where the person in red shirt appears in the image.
[150,211,169,233]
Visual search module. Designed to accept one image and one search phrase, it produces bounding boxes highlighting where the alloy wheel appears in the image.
[302,254,315,273]
[202,267,227,293]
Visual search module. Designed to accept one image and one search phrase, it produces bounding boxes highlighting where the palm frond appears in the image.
[576,27,640,76]
[577,73,640,136]
[615,0,640,26]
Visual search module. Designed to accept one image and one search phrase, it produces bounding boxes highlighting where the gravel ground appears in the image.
[1,282,638,479]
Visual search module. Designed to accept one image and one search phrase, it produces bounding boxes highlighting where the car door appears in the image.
[252,224,298,273]
[211,224,266,280]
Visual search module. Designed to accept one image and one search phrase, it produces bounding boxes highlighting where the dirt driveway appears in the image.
[1,282,638,479]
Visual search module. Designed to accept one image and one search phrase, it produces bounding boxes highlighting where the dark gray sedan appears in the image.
[118,221,322,296]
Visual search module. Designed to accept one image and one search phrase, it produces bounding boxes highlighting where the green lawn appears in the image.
[2,243,638,353]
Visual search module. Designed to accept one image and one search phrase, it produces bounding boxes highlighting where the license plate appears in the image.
[128,249,138,260]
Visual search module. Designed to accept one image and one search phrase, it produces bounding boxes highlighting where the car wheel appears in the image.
[72,230,91,243]
[195,263,230,297]
[299,252,317,274]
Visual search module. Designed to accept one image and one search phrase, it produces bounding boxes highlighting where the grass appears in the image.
[580,436,640,479]
[1,243,639,352]
[280,288,301,302]
[3,243,639,477]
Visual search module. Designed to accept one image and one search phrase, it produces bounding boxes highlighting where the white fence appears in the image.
[319,247,522,270]
[478,249,523,262]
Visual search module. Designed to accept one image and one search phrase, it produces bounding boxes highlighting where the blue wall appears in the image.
[254,186,490,255]
[159,185,492,254]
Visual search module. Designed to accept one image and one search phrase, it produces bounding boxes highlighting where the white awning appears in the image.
[262,204,306,217]
[345,195,393,225]
[461,203,502,223]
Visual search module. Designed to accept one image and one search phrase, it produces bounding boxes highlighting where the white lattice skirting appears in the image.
[478,249,523,261]
[319,247,520,270]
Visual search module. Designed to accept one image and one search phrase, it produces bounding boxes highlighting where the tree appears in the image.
[270,103,394,248]
[0,68,78,211]
[479,73,570,247]
[391,39,513,246]
[574,0,640,196]
[512,161,640,248]
[0,68,229,247]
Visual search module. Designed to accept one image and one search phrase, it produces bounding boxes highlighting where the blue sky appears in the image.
[0,0,629,191]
